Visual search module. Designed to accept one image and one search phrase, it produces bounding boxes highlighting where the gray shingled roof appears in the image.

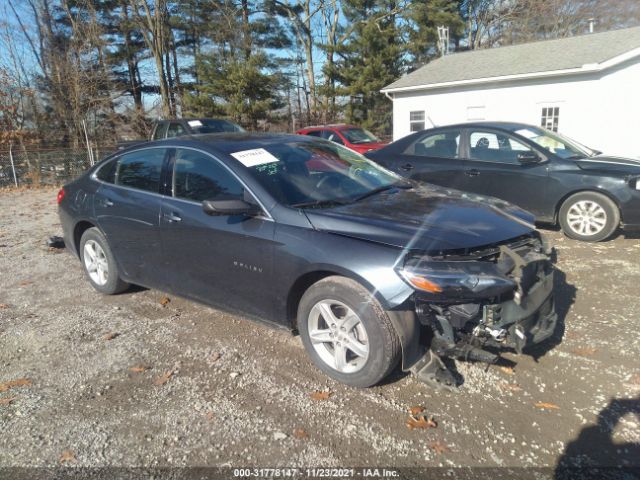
[383,26,640,92]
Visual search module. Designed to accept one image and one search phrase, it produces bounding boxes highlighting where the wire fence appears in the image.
[0,145,117,188]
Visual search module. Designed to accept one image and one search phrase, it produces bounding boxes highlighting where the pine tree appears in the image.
[335,0,404,136]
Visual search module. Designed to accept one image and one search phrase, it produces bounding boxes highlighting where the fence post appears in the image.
[9,143,18,187]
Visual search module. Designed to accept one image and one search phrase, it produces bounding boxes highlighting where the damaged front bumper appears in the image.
[399,234,558,388]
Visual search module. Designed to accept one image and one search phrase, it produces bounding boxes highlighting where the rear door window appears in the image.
[468,131,531,164]
[172,148,244,202]
[115,148,167,193]
[405,130,461,158]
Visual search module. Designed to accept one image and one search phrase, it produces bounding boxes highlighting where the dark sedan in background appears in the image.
[366,122,640,242]
[58,133,557,389]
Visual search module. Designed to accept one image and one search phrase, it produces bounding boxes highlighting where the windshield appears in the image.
[232,140,403,207]
[511,126,592,159]
[341,128,380,144]
[190,119,245,134]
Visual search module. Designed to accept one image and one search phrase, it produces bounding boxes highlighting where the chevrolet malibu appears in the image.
[58,134,558,388]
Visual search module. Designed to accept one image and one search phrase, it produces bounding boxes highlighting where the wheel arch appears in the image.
[554,188,623,224]
[286,268,422,372]
[73,220,97,257]
[286,268,384,330]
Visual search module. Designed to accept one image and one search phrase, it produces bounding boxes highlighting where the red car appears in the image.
[296,124,388,154]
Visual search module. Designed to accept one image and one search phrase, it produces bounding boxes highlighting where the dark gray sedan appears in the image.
[58,133,557,388]
[366,122,640,242]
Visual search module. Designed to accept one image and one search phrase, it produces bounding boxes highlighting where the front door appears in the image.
[94,147,169,286]
[464,129,549,217]
[159,147,276,319]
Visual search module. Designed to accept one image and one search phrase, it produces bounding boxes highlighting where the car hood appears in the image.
[304,185,537,252]
[574,155,640,174]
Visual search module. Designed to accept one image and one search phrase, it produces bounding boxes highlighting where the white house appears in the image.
[382,26,640,158]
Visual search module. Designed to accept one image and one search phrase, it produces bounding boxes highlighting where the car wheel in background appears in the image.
[298,276,400,387]
[79,227,129,294]
[559,191,620,242]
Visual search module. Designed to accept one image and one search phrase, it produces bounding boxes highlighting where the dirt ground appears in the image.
[0,187,639,477]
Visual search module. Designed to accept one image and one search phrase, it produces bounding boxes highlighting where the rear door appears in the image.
[159,147,276,319]
[381,128,470,190]
[94,147,169,286]
[464,128,550,217]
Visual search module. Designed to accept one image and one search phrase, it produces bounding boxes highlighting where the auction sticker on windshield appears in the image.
[231,148,280,167]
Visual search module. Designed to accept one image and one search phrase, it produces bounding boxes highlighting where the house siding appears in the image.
[391,57,640,158]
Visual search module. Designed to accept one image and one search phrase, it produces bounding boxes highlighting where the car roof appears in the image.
[425,121,535,132]
[300,124,360,131]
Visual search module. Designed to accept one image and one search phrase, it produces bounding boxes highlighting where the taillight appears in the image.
[57,188,66,205]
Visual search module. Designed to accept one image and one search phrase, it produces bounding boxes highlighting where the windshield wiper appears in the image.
[351,181,413,202]
[291,198,349,209]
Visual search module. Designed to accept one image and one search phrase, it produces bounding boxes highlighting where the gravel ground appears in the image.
[0,187,639,476]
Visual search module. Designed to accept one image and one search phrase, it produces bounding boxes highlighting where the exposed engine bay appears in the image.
[401,233,558,389]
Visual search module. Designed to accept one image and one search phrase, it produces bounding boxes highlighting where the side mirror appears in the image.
[517,151,541,164]
[202,199,259,216]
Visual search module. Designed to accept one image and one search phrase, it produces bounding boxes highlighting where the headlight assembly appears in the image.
[397,261,517,299]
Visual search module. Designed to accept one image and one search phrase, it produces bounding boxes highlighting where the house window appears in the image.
[541,107,560,132]
[410,111,425,132]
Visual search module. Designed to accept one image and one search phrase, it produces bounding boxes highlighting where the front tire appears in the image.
[298,276,400,388]
[79,227,129,295]
[558,192,619,242]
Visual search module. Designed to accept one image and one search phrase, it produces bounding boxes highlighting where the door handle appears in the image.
[400,163,414,171]
[465,169,480,177]
[163,212,182,223]
[100,198,114,207]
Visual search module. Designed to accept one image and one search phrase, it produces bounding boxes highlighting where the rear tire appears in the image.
[558,192,619,242]
[79,227,129,295]
[298,276,400,387]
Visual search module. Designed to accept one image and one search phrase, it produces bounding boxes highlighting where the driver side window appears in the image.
[469,131,532,164]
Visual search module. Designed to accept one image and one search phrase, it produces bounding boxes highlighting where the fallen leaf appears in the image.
[19,280,33,287]
[154,370,174,386]
[160,296,171,306]
[535,402,560,410]
[0,304,8,309]
[103,332,120,341]
[48,247,63,253]
[571,347,597,357]
[206,411,215,421]
[59,450,76,464]
[310,390,332,401]
[129,365,150,373]
[499,366,515,375]
[406,414,437,430]
[428,441,450,454]
[209,352,222,362]
[0,378,31,393]
[293,428,309,439]
[499,383,523,392]
[0,396,17,405]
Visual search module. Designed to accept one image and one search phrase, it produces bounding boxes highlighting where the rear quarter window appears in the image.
[95,159,116,183]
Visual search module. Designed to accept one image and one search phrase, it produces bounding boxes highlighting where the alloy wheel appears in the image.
[307,299,370,374]
[83,240,109,286]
